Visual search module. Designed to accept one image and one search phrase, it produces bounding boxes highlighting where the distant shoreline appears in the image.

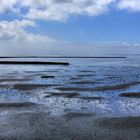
[0,56,127,58]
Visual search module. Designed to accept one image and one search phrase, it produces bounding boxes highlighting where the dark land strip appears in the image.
[0,61,69,65]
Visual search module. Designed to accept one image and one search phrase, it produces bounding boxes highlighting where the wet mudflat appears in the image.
[0,57,140,139]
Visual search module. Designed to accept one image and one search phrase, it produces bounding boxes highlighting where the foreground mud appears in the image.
[0,109,140,140]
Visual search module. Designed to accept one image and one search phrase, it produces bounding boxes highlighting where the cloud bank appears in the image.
[0,0,140,41]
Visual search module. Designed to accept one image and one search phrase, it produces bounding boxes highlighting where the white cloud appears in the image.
[117,0,140,11]
[0,0,115,21]
[0,19,54,42]
[0,0,17,13]
[25,0,115,21]
[0,0,116,45]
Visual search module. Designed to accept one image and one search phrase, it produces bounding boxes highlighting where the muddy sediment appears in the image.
[13,84,59,90]
[41,76,55,79]
[45,92,79,98]
[79,96,103,100]
[56,81,140,92]
[0,102,37,108]
[69,81,99,85]
[119,92,140,98]
[0,112,140,140]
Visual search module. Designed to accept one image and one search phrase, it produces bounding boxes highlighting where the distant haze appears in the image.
[0,41,140,56]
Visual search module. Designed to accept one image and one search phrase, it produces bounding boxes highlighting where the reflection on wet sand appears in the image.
[69,81,99,84]
[12,83,59,90]
[64,112,93,120]
[45,92,79,98]
[79,96,103,100]
[0,102,37,108]
[0,57,140,139]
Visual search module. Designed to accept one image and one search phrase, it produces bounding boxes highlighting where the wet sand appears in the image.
[41,76,55,79]
[0,78,31,83]
[76,74,95,77]
[45,92,79,98]
[0,102,37,109]
[79,96,103,100]
[69,81,100,84]
[0,110,140,140]
[0,79,140,140]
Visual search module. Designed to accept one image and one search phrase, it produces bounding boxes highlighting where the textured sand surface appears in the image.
[0,57,140,139]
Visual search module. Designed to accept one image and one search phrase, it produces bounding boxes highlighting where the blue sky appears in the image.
[0,0,140,56]
[32,11,140,43]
